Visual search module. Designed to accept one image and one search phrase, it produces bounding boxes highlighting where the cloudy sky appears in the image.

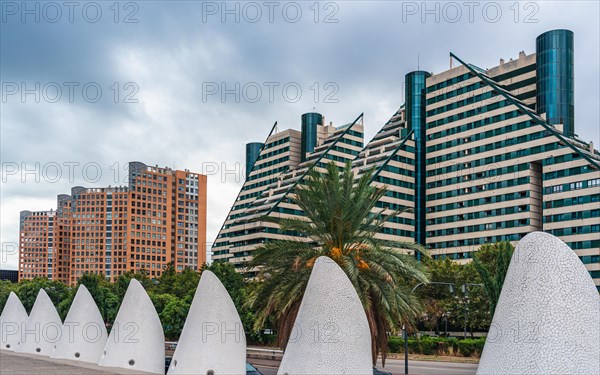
[1,1,599,269]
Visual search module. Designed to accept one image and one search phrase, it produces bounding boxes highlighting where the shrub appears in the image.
[388,337,403,353]
[387,336,485,357]
[457,338,485,357]
[447,337,459,351]
[419,336,436,355]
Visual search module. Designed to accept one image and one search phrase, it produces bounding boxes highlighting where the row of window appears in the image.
[428,232,528,249]
[254,145,289,163]
[427,177,530,200]
[427,110,526,142]
[544,209,600,223]
[427,81,485,106]
[549,225,600,237]
[428,191,529,213]
[546,194,600,208]
[427,99,510,129]
[427,130,547,165]
[427,206,531,226]
[427,162,530,189]
[544,166,595,180]
[427,140,561,178]
[427,89,495,117]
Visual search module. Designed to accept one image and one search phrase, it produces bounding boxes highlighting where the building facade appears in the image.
[213,29,600,289]
[0,269,19,283]
[19,210,56,280]
[18,162,207,285]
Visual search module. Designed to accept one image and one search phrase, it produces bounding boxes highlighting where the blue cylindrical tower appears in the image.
[245,142,264,176]
[406,71,431,252]
[301,112,323,161]
[536,29,574,137]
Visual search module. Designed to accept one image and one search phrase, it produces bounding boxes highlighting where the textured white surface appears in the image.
[477,232,600,375]
[0,292,29,351]
[168,270,246,375]
[52,285,108,363]
[278,256,372,375]
[16,289,62,356]
[98,279,164,374]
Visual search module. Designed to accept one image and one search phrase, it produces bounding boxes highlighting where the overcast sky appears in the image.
[1,1,599,270]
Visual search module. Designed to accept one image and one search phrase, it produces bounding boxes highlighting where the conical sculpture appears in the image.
[52,285,108,363]
[168,270,246,374]
[278,256,372,375]
[16,288,62,356]
[0,292,28,351]
[98,279,164,374]
[477,232,600,374]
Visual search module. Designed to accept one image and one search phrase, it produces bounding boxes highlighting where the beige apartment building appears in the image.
[213,29,600,289]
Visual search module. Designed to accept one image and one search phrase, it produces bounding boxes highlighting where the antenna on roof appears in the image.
[418,53,420,70]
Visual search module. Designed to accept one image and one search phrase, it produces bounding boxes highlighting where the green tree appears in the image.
[418,258,460,334]
[473,241,514,317]
[149,292,177,314]
[113,269,153,299]
[202,263,245,306]
[16,278,70,313]
[160,299,190,339]
[154,267,200,301]
[247,162,429,365]
[0,280,19,312]
[419,257,492,335]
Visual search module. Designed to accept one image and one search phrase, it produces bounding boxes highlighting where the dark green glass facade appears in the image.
[300,112,323,161]
[245,142,264,175]
[406,71,430,250]
[536,29,574,136]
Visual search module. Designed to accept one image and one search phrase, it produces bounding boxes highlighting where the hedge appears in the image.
[388,336,485,357]
[457,338,485,357]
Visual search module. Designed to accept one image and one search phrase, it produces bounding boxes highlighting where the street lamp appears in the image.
[404,281,456,374]
[460,283,483,339]
[442,312,450,338]
[402,324,408,375]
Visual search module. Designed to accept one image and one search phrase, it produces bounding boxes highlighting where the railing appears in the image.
[165,342,284,361]
[247,347,284,361]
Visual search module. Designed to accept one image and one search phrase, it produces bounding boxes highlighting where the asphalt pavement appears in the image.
[253,357,478,375]
[2,349,478,375]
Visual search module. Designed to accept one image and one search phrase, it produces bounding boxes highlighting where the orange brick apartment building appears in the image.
[19,162,207,285]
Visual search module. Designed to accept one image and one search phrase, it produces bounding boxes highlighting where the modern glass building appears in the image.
[212,113,367,268]
[536,29,574,136]
[406,71,431,252]
[213,30,600,289]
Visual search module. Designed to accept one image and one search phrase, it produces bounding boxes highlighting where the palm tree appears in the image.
[247,161,429,366]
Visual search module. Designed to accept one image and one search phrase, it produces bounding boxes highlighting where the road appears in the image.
[253,358,478,375]
[1,350,478,375]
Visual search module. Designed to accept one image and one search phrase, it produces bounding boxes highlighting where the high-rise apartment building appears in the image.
[18,162,207,285]
[19,210,56,280]
[213,29,600,289]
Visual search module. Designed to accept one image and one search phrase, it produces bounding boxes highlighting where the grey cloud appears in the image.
[1,0,599,269]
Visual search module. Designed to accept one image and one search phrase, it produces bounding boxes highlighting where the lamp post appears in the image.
[442,312,449,337]
[403,324,408,375]
[404,282,455,374]
[461,283,483,339]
